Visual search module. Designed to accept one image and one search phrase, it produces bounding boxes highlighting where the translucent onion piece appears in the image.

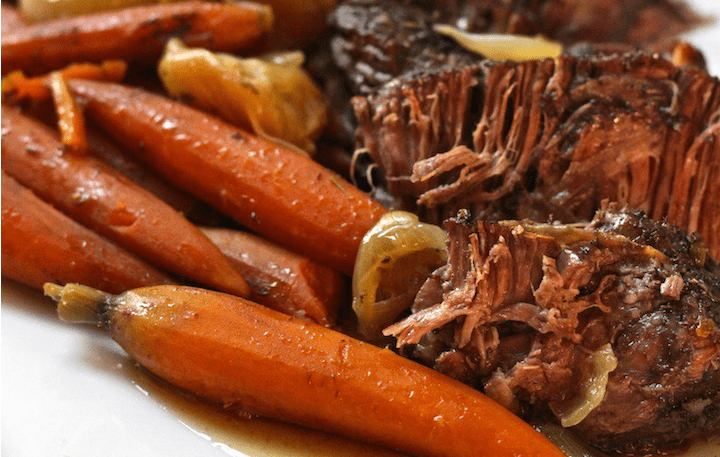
[500,220,668,261]
[550,344,618,427]
[352,211,448,340]
[158,39,328,154]
[433,24,563,62]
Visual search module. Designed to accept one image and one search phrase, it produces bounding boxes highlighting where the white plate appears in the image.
[3,1,720,456]
[1,280,410,457]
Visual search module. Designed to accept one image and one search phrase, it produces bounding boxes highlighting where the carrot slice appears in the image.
[49,72,88,154]
[1,1,273,75]
[1,173,174,293]
[69,80,387,275]
[1,106,250,297]
[48,283,566,457]
[1,60,127,102]
[201,227,346,326]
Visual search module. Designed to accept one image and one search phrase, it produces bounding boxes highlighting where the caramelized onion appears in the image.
[550,344,618,427]
[433,25,563,62]
[500,220,668,261]
[158,39,328,154]
[352,211,448,340]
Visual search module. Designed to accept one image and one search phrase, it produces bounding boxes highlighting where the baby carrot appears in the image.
[85,126,195,215]
[69,80,387,274]
[1,1,273,75]
[201,227,346,326]
[85,125,224,225]
[48,283,565,457]
[1,106,250,297]
[1,173,173,293]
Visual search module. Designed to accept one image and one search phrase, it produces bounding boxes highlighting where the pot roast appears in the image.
[331,0,720,453]
[384,204,720,454]
[410,0,703,46]
[331,0,720,259]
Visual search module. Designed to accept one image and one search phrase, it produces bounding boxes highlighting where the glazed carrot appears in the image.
[48,283,565,457]
[84,125,207,219]
[1,1,273,75]
[69,80,388,274]
[49,72,88,153]
[85,127,229,226]
[1,3,26,34]
[1,106,250,298]
[2,60,127,102]
[201,227,346,326]
[1,173,173,294]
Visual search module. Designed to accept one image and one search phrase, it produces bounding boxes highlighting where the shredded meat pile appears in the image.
[413,0,703,45]
[385,204,720,454]
[333,0,720,259]
[327,1,720,453]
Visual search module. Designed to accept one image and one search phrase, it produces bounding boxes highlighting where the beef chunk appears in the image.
[354,51,720,258]
[418,55,720,257]
[334,0,719,258]
[385,204,720,454]
[422,0,703,46]
[329,0,480,95]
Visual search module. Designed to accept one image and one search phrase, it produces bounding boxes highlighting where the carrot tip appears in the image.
[45,283,112,324]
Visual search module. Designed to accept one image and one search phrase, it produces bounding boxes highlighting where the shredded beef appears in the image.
[353,50,720,257]
[385,204,720,454]
[332,0,720,258]
[329,1,720,453]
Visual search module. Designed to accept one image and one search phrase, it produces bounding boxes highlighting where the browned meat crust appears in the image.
[352,51,720,258]
[330,2,720,452]
[419,0,704,46]
[385,204,720,454]
[332,1,720,258]
[329,0,480,95]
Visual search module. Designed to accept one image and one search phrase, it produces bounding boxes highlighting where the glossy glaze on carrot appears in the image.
[201,227,346,326]
[1,106,250,297]
[69,80,388,274]
[50,284,566,457]
[1,1,273,75]
[1,173,173,293]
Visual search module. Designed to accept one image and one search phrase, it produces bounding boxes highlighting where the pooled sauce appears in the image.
[118,358,410,457]
[119,357,720,457]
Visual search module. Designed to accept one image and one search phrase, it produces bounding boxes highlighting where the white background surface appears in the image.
[3,1,720,456]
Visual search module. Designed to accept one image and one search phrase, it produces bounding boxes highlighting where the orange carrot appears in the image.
[201,227,346,326]
[84,125,211,220]
[49,72,88,153]
[2,60,127,102]
[1,1,273,75]
[1,173,173,293]
[48,283,566,457]
[1,105,250,297]
[69,80,388,275]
